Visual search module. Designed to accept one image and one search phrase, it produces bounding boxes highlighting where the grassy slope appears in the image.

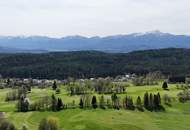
[0,83,190,130]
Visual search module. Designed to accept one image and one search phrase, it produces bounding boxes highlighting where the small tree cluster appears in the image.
[51,95,64,111]
[143,92,162,111]
[20,94,63,112]
[132,72,161,86]
[67,81,93,95]
[124,96,135,110]
[5,87,28,101]
[113,84,126,94]
[79,94,92,108]
[30,96,51,111]
[17,95,30,112]
[111,93,120,109]
[94,78,113,94]
[177,89,190,103]
[99,95,106,109]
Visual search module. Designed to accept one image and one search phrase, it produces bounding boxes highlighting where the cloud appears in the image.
[0,0,190,37]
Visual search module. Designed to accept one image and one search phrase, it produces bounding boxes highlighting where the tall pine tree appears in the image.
[136,96,143,111]
[91,96,98,109]
[144,92,149,109]
[79,98,84,108]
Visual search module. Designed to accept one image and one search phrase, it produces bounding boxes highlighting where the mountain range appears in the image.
[1,30,190,53]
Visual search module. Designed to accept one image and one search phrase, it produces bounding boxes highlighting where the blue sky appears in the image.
[0,0,189,37]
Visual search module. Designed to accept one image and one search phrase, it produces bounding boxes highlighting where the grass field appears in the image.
[0,83,190,130]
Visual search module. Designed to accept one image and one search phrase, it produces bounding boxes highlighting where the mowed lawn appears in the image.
[0,83,190,130]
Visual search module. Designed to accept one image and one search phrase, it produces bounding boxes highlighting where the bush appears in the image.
[22,124,28,130]
[163,94,172,106]
[39,116,59,130]
[55,88,61,94]
[177,90,190,103]
[0,120,16,130]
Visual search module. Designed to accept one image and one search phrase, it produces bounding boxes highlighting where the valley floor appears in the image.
[0,84,190,130]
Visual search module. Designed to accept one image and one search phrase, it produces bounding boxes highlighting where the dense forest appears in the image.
[0,48,189,79]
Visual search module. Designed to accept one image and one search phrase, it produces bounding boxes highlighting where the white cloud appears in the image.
[0,0,190,37]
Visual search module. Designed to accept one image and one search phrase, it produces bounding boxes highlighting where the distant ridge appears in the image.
[1,31,190,53]
[0,46,48,53]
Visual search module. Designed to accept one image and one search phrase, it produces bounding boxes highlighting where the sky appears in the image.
[0,0,190,37]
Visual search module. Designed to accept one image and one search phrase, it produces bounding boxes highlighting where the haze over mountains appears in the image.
[1,30,190,53]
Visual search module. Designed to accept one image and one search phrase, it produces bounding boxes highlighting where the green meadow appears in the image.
[0,83,190,130]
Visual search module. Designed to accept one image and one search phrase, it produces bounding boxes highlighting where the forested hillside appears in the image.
[0,48,189,79]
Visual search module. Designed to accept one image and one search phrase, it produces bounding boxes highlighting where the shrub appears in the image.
[0,120,16,130]
[163,94,172,106]
[38,116,59,130]
[55,88,61,94]
[177,90,190,103]
[22,124,28,130]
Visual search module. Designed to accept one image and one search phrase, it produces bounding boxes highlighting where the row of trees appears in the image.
[16,92,165,112]
[5,87,28,101]
[17,94,64,112]
[132,71,162,86]
[66,78,126,95]
[143,92,163,111]
[78,92,164,111]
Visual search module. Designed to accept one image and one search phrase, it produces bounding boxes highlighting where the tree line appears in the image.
[66,78,126,95]
[16,92,165,112]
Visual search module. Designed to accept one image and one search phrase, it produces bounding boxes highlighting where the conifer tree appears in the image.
[136,96,143,111]
[157,92,161,104]
[144,92,149,109]
[91,96,98,109]
[162,81,168,90]
[99,95,106,109]
[149,93,154,111]
[17,95,29,112]
[153,94,159,110]
[51,94,57,111]
[52,81,57,90]
[126,96,135,110]
[111,93,118,109]
[56,98,63,111]
[79,98,84,109]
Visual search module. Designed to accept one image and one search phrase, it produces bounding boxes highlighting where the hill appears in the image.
[0,48,189,79]
[1,31,190,53]
[0,46,48,53]
[1,83,189,130]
